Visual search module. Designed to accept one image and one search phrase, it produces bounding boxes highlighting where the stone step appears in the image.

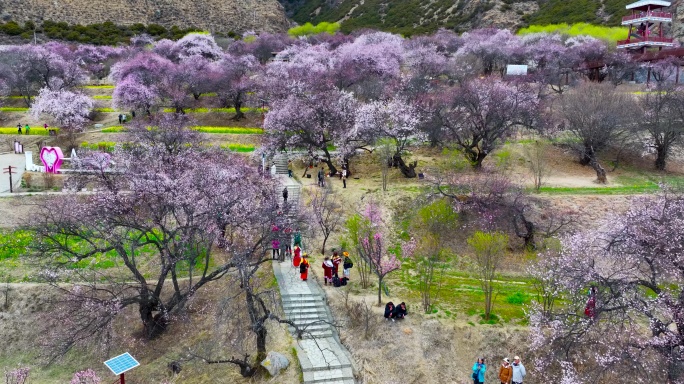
[303,367,354,383]
[302,329,334,339]
[290,323,330,332]
[287,313,328,323]
[281,294,324,302]
[283,301,327,310]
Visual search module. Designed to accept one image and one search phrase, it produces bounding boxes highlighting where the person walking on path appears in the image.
[299,255,310,281]
[118,114,123,124]
[342,252,353,280]
[472,358,486,384]
[17,124,22,135]
[342,168,347,188]
[122,114,127,124]
[322,256,333,285]
[287,160,293,177]
[511,356,526,384]
[293,245,302,268]
[282,187,288,204]
[24,125,30,135]
[317,167,325,187]
[272,238,280,260]
[499,358,513,384]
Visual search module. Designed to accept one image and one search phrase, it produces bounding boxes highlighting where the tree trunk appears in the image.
[321,233,329,255]
[589,157,607,184]
[377,276,383,306]
[232,97,245,121]
[139,302,167,339]
[193,93,201,100]
[255,325,267,362]
[324,158,337,178]
[655,145,668,171]
[471,151,488,169]
[393,154,417,178]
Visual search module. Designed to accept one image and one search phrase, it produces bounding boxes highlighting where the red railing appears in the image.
[617,36,674,46]
[622,11,672,23]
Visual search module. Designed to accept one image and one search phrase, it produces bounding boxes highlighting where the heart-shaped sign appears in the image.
[40,146,64,174]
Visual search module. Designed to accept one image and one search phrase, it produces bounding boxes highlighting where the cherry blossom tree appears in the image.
[438,78,539,168]
[30,88,93,146]
[355,98,422,177]
[215,54,259,120]
[530,194,684,383]
[456,28,524,76]
[354,201,402,305]
[263,89,357,176]
[639,80,684,170]
[70,369,101,384]
[175,33,223,61]
[557,82,638,183]
[33,115,275,359]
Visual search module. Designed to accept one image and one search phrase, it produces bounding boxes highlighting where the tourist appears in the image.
[293,245,302,268]
[332,251,341,277]
[43,123,48,133]
[584,286,597,319]
[24,125,30,135]
[472,358,486,384]
[342,251,353,280]
[299,255,309,281]
[392,302,407,320]
[499,358,513,384]
[287,160,293,177]
[122,114,127,124]
[282,187,288,204]
[272,238,280,260]
[317,167,325,187]
[384,302,395,320]
[131,110,136,118]
[118,114,123,124]
[17,124,21,135]
[322,256,333,285]
[342,168,347,188]
[511,356,526,384]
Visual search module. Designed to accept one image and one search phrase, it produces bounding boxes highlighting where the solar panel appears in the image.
[104,352,140,375]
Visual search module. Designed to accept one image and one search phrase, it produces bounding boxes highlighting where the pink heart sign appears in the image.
[40,146,64,174]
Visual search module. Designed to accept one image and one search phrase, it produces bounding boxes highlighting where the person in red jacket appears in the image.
[322,256,333,285]
[293,245,302,267]
[332,252,342,278]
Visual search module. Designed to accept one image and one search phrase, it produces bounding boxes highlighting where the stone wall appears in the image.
[0,0,291,34]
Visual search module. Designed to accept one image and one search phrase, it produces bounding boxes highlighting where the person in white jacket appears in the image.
[511,356,526,384]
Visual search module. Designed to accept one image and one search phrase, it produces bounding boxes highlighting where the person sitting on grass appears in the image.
[384,302,395,320]
[393,302,407,320]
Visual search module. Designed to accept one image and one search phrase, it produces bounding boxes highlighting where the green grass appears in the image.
[92,95,113,99]
[537,184,661,195]
[161,107,263,113]
[94,107,118,113]
[82,85,115,89]
[80,141,117,152]
[0,127,56,135]
[100,126,264,134]
[194,126,263,134]
[219,143,256,152]
[0,107,29,112]
[518,23,628,42]
[397,258,534,323]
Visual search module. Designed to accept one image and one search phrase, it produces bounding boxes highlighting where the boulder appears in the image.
[260,351,289,376]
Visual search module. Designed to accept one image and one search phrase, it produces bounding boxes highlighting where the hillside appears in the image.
[0,0,291,34]
[280,0,654,35]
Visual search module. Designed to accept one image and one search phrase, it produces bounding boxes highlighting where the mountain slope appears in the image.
[280,0,639,35]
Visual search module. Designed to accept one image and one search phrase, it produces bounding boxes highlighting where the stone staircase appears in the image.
[273,262,355,384]
[272,167,355,383]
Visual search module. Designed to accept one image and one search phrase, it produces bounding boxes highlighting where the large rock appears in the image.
[260,351,290,376]
[0,0,290,34]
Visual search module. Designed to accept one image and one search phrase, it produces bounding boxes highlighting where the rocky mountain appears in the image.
[280,0,646,35]
[0,0,291,34]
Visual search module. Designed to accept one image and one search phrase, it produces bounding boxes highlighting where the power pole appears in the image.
[3,166,16,193]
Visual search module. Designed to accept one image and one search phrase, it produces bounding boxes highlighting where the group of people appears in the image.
[472,356,526,384]
[321,250,353,287]
[292,244,311,281]
[383,301,407,321]
[16,123,55,136]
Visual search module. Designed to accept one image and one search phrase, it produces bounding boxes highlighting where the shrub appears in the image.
[288,22,341,37]
[518,23,628,42]
[505,291,530,305]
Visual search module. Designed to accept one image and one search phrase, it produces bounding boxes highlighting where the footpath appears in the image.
[271,154,356,383]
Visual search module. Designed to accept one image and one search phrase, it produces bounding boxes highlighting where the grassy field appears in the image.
[0,127,55,135]
[100,126,264,134]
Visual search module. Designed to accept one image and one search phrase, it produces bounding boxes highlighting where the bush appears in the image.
[518,23,628,42]
[346,300,379,339]
[288,22,341,37]
[505,291,530,305]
